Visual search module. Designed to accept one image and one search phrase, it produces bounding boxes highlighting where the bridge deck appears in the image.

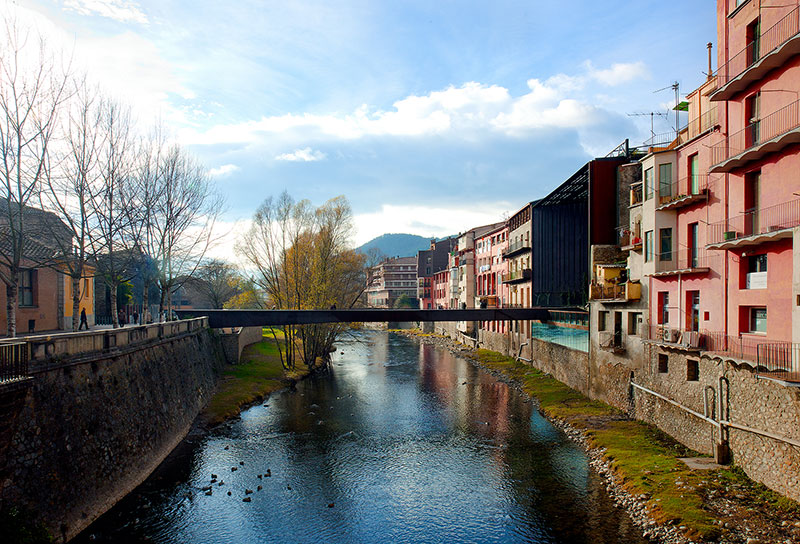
[175,308,553,328]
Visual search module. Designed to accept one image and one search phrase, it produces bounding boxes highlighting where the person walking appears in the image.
[79,308,89,330]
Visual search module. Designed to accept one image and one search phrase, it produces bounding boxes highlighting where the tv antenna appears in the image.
[627,111,669,144]
[654,81,681,134]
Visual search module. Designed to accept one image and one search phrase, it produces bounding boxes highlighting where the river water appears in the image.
[76,331,645,544]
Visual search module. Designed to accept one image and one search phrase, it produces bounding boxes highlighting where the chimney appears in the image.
[707,42,713,80]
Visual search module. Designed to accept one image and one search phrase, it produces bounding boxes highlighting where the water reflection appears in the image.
[76,331,644,544]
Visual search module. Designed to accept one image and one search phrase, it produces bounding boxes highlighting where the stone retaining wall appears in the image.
[0,320,224,541]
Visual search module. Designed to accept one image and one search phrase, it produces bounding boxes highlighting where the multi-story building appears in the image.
[416,237,457,309]
[365,256,418,308]
[476,223,509,346]
[503,202,534,358]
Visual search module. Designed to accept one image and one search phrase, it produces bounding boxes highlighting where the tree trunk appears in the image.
[109,281,119,328]
[159,286,167,322]
[6,282,17,337]
[142,281,149,324]
[71,275,81,332]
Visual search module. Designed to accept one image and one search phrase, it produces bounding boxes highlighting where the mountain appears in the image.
[357,233,434,259]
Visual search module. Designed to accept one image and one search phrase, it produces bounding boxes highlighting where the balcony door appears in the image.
[689,154,699,195]
[688,222,699,268]
[688,291,700,332]
[659,163,672,202]
[746,92,760,148]
[745,170,761,235]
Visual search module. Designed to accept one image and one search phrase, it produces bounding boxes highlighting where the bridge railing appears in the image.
[0,342,29,383]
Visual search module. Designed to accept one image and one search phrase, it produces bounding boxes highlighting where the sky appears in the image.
[9,0,718,256]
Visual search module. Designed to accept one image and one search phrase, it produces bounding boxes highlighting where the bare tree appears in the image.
[88,99,141,328]
[40,78,100,331]
[139,142,221,320]
[0,15,71,336]
[186,259,243,309]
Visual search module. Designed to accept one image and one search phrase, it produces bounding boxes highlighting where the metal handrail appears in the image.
[656,175,708,207]
[652,247,714,273]
[0,342,29,383]
[707,199,800,245]
[711,98,800,166]
[716,5,800,86]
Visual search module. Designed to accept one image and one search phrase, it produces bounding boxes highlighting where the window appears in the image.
[689,154,700,195]
[659,228,672,261]
[749,307,767,333]
[598,311,608,331]
[19,269,35,307]
[746,254,767,289]
[658,163,672,200]
[628,312,641,335]
[658,292,670,325]
[687,359,699,381]
[658,353,669,374]
[688,291,700,332]
[644,230,654,262]
[747,17,761,65]
[746,92,760,146]
[644,167,654,200]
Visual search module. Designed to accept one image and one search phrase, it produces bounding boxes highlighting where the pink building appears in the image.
[432,269,451,309]
[474,224,508,334]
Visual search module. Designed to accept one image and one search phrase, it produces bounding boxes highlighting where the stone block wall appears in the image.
[528,338,590,396]
[0,325,225,541]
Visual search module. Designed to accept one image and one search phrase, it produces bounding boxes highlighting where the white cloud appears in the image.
[275,147,326,162]
[208,164,240,177]
[180,61,648,153]
[353,203,513,246]
[63,0,148,24]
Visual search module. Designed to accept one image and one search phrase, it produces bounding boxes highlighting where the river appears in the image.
[75,330,646,543]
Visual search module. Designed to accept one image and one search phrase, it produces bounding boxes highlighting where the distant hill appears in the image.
[357,233,434,259]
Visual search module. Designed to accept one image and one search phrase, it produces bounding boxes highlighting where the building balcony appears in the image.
[619,232,642,252]
[654,175,709,211]
[598,331,625,354]
[502,268,531,284]
[647,248,713,277]
[643,325,704,351]
[706,199,800,249]
[710,99,800,172]
[677,106,719,142]
[712,6,800,101]
[475,295,498,309]
[589,281,641,303]
[502,239,531,259]
[629,183,643,207]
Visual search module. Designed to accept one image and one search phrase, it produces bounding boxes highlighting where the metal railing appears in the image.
[645,325,705,350]
[711,99,800,166]
[630,183,643,206]
[589,283,625,300]
[656,175,708,207]
[599,330,625,352]
[0,342,29,383]
[716,5,800,87]
[502,268,531,283]
[502,239,531,257]
[757,343,800,382]
[707,199,800,245]
[652,247,714,273]
[681,106,718,141]
[703,331,794,373]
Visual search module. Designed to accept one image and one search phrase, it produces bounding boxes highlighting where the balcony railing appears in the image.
[715,5,800,90]
[599,331,625,353]
[590,283,625,301]
[655,175,708,210]
[502,268,531,283]
[629,183,643,206]
[502,239,531,258]
[680,106,718,141]
[707,199,800,247]
[757,343,800,383]
[710,99,800,170]
[651,248,714,276]
[0,342,29,383]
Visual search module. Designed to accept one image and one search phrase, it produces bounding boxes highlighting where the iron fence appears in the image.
[0,342,29,383]
[652,247,715,274]
[502,268,531,283]
[656,175,708,208]
[682,106,718,141]
[707,199,800,245]
[590,283,625,300]
[756,342,800,382]
[711,99,800,166]
[502,239,531,257]
[716,5,800,86]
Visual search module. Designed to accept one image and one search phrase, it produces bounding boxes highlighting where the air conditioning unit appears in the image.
[662,328,675,343]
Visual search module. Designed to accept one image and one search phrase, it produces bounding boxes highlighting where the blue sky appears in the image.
[14,0,717,250]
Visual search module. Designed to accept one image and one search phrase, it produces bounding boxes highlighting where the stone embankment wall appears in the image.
[219,326,264,364]
[0,318,225,542]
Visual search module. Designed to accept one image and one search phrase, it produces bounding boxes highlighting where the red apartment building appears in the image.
[475,223,508,334]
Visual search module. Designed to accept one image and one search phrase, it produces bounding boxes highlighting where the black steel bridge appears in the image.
[175,308,565,328]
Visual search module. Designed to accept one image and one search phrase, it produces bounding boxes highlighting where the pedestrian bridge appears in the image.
[175,308,555,328]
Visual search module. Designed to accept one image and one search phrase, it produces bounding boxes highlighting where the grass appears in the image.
[203,330,309,426]
[473,348,800,541]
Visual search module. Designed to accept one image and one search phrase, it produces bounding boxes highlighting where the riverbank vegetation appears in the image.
[203,332,309,426]
[236,193,367,371]
[473,349,800,542]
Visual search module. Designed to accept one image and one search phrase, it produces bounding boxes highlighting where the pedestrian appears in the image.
[118,309,126,326]
[79,308,89,330]
[133,310,139,325]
